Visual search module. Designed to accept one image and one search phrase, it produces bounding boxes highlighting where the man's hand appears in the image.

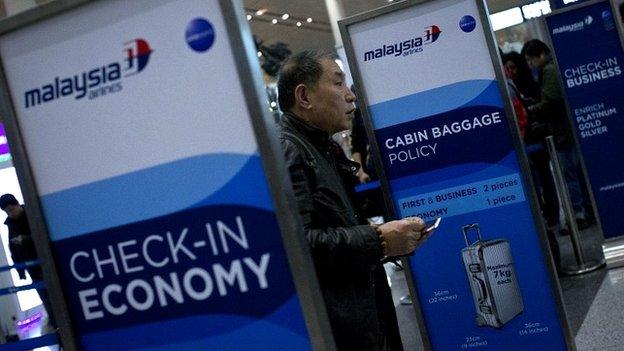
[357,170,371,184]
[376,217,426,257]
[352,152,370,184]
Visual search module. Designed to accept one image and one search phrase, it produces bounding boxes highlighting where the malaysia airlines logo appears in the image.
[364,25,442,62]
[552,15,593,35]
[585,15,594,25]
[24,38,153,109]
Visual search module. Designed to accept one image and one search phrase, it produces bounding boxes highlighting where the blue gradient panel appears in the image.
[368,79,567,349]
[546,1,624,238]
[79,299,310,351]
[42,151,311,349]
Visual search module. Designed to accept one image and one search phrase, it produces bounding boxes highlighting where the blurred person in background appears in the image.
[502,51,539,102]
[522,39,589,230]
[1,194,55,329]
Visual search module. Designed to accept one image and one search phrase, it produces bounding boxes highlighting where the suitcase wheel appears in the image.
[475,315,486,326]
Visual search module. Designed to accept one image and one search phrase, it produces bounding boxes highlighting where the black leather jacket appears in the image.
[4,208,38,279]
[279,112,403,351]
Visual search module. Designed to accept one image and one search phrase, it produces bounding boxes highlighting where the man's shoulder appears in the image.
[280,128,307,147]
[280,130,316,168]
[542,62,558,77]
[279,132,302,153]
[279,118,313,151]
[278,114,324,169]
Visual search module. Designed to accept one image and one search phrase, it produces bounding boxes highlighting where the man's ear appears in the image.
[294,83,313,110]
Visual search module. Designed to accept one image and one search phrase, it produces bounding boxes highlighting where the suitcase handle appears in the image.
[472,274,488,304]
[462,223,482,246]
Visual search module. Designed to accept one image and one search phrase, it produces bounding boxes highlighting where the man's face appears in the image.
[307,58,356,134]
[525,53,546,70]
[2,204,23,220]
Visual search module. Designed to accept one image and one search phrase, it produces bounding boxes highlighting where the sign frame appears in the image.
[0,0,335,350]
[338,0,576,349]
[550,0,593,11]
[0,2,91,349]
[543,0,624,242]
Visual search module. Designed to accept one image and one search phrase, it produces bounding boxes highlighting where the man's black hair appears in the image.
[277,50,338,112]
[0,194,19,210]
[521,39,550,58]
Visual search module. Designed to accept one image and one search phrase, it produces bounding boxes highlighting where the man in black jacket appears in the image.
[1,193,54,327]
[1,194,38,280]
[277,50,426,350]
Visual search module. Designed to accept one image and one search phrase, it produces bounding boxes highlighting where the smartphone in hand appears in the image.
[423,217,442,234]
[405,217,441,258]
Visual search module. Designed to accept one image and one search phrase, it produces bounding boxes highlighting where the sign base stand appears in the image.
[603,238,624,269]
[561,260,606,276]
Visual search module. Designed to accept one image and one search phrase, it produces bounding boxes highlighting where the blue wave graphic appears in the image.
[459,80,504,109]
[79,297,310,351]
[41,153,273,240]
[190,156,274,211]
[369,80,499,129]
[391,151,519,196]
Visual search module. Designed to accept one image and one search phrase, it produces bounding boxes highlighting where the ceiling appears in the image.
[0,0,540,63]
[245,0,536,55]
[0,0,537,55]
[245,0,392,54]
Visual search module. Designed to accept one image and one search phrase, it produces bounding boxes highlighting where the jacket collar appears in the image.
[281,111,332,149]
[281,112,360,176]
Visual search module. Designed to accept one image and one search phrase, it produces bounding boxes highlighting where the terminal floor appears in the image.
[388,224,624,350]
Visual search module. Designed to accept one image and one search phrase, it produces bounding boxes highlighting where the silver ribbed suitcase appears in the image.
[461,223,523,328]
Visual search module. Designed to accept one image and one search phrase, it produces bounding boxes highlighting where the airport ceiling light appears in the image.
[521,0,551,20]
[490,7,524,31]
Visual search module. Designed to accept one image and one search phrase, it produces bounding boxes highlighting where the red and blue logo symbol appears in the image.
[424,25,442,43]
[124,39,153,76]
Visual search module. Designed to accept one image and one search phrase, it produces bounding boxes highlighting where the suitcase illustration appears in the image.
[461,223,523,328]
